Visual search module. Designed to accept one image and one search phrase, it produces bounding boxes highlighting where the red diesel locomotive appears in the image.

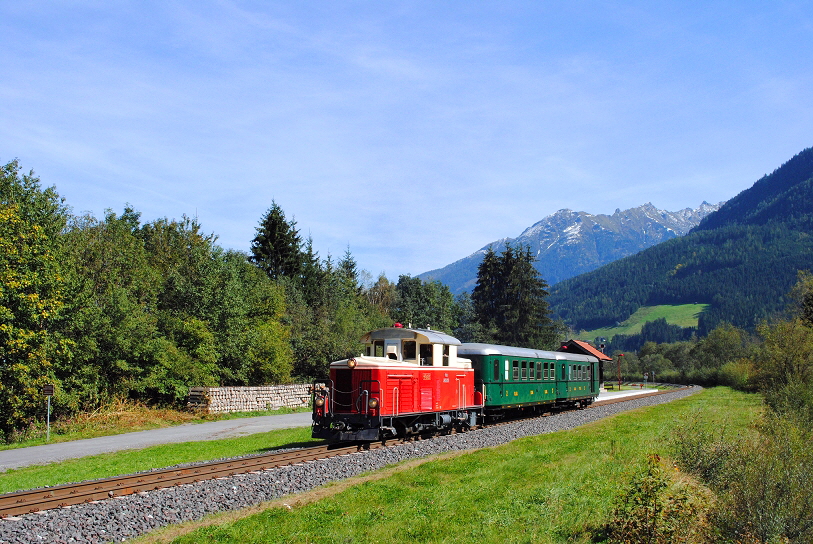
[311,325,482,441]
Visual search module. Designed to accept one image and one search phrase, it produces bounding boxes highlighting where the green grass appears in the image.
[0,404,312,452]
[149,388,762,544]
[579,304,709,340]
[0,426,324,494]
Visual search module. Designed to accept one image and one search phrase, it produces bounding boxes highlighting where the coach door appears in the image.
[557,363,568,398]
[591,363,596,394]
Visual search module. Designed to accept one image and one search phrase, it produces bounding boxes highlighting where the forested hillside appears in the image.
[549,147,813,336]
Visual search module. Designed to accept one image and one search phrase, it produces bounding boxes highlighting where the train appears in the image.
[311,324,603,441]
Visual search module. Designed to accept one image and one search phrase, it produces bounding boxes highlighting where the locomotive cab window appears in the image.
[373,340,384,358]
[443,345,450,366]
[419,343,433,366]
[403,340,417,361]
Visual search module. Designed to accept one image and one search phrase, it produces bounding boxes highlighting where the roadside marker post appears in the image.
[42,384,54,442]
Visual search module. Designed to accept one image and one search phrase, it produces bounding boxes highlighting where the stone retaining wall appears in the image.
[188,384,321,414]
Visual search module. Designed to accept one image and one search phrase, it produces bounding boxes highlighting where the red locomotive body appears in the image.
[312,326,481,441]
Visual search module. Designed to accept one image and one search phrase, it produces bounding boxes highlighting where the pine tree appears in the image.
[472,247,501,338]
[472,244,557,348]
[249,202,304,280]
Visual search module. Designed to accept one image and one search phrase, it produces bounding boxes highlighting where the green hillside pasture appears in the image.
[578,304,708,341]
[146,388,762,544]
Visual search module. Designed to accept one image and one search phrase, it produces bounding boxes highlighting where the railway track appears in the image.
[0,387,684,518]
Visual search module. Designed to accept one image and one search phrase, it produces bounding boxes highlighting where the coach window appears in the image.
[419,343,433,366]
[512,360,519,381]
[493,361,500,381]
[530,362,535,380]
[562,364,566,381]
[403,340,417,361]
[521,361,527,380]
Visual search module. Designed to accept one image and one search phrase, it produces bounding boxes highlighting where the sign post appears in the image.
[42,384,54,442]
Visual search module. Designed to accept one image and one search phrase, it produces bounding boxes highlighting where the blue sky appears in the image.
[2,2,812,281]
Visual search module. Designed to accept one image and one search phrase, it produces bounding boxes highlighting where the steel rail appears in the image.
[0,443,381,518]
[0,387,686,518]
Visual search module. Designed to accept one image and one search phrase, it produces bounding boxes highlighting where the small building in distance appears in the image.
[559,339,612,384]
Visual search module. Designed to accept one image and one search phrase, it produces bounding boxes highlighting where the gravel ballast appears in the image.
[0,387,700,543]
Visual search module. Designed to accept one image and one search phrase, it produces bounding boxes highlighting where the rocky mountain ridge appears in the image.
[419,201,722,293]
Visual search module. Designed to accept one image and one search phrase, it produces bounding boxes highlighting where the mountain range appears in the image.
[419,202,722,293]
[548,146,813,336]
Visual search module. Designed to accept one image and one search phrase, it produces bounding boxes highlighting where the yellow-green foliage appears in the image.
[0,161,71,439]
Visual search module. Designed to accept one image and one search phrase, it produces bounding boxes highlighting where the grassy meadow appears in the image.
[579,304,708,340]
[132,387,762,544]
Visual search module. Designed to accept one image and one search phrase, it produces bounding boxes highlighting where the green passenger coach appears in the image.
[458,343,600,415]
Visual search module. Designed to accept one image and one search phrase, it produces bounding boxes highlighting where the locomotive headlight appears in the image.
[314,397,325,407]
[347,358,357,369]
[368,398,379,409]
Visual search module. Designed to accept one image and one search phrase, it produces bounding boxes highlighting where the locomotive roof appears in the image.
[361,327,462,346]
[459,343,597,362]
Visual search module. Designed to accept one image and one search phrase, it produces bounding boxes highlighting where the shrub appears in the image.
[607,454,711,543]
[672,415,813,543]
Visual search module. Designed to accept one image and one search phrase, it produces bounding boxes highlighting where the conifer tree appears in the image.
[249,202,304,280]
[472,244,557,348]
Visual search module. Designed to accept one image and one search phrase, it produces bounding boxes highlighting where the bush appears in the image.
[607,454,711,543]
[672,416,813,543]
[717,358,755,390]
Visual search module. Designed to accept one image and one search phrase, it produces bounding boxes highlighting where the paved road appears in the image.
[0,412,313,472]
[0,389,660,472]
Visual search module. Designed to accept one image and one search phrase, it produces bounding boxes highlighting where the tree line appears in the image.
[0,161,557,440]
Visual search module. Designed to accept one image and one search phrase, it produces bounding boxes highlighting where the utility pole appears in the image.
[617,353,624,389]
